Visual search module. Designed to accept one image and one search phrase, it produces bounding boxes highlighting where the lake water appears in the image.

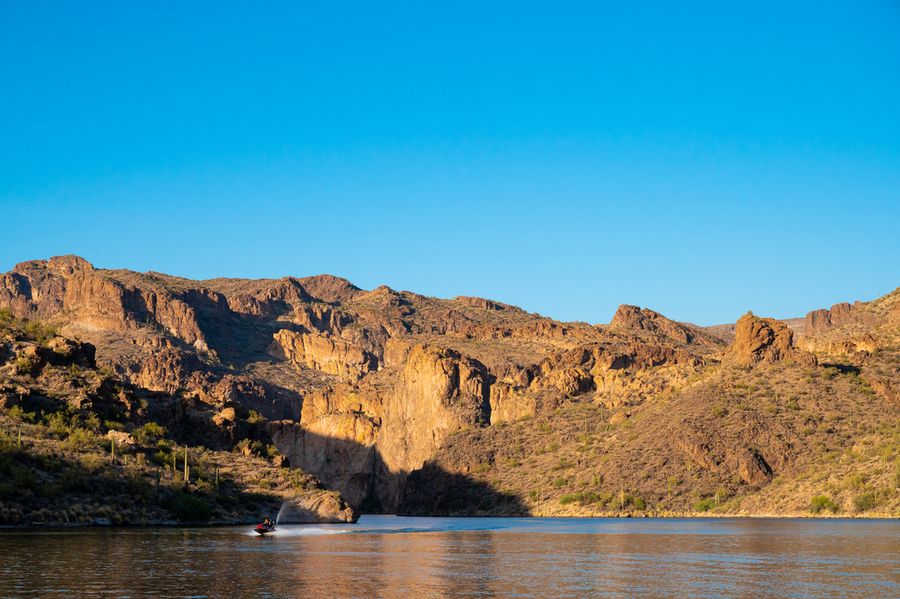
[0,516,897,598]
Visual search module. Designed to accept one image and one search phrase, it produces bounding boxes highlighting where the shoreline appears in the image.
[1,512,896,531]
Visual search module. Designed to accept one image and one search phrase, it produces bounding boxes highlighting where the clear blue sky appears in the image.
[2,1,898,325]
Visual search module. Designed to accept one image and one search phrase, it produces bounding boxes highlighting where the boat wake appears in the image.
[243,526,351,538]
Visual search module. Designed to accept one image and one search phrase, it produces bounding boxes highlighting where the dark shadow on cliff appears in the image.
[396,460,531,516]
[271,425,531,517]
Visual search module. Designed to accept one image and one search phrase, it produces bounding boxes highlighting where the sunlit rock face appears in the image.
[4,256,898,517]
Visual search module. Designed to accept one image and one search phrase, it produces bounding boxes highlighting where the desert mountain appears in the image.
[1,256,897,520]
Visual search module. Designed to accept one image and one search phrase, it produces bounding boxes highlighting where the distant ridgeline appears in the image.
[1,255,898,524]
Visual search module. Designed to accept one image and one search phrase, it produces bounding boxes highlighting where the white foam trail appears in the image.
[244,525,351,537]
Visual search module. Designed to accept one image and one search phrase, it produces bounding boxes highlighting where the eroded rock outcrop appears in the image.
[2,257,210,351]
[378,344,490,472]
[268,330,377,380]
[278,489,358,523]
[610,304,722,349]
[725,313,816,367]
[804,302,862,335]
[799,290,899,355]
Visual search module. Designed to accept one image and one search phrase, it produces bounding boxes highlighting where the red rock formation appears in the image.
[726,313,816,367]
[610,304,723,349]
[268,330,377,380]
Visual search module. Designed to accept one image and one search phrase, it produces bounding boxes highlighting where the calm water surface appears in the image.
[1,516,898,598]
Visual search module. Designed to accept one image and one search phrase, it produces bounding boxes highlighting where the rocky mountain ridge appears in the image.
[2,255,897,518]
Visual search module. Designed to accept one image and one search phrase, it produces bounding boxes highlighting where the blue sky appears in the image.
[2,1,898,325]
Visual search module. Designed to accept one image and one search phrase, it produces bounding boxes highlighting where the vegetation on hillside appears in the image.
[0,311,328,526]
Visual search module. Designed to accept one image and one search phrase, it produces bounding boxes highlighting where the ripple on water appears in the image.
[0,516,897,598]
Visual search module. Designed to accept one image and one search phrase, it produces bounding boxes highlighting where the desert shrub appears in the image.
[846,473,868,490]
[693,498,716,512]
[62,428,102,451]
[81,413,102,432]
[287,469,309,491]
[710,404,727,418]
[632,497,646,510]
[852,493,879,512]
[60,468,89,492]
[167,492,213,522]
[132,422,167,445]
[45,411,73,438]
[559,491,601,506]
[7,405,36,423]
[127,476,154,501]
[22,319,59,344]
[246,410,266,425]
[152,449,174,467]
[15,356,36,376]
[809,495,839,514]
[104,420,125,432]
[79,453,107,473]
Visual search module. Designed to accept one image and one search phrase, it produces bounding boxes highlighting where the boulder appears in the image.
[277,489,358,523]
[726,313,816,367]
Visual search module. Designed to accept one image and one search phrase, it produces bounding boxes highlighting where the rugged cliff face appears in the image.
[2,256,898,517]
[0,309,356,526]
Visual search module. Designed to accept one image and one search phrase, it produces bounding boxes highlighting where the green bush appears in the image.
[79,453,107,473]
[559,491,601,506]
[246,410,266,425]
[810,495,839,514]
[132,422,167,445]
[62,428,102,451]
[152,449,174,467]
[852,493,879,512]
[15,356,36,376]
[167,492,213,522]
[22,319,59,343]
[45,411,73,438]
[7,405,36,423]
[693,498,716,512]
[81,413,102,432]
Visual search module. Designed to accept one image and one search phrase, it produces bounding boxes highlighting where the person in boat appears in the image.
[262,517,274,529]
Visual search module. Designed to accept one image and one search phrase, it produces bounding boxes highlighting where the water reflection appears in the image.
[0,517,897,598]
